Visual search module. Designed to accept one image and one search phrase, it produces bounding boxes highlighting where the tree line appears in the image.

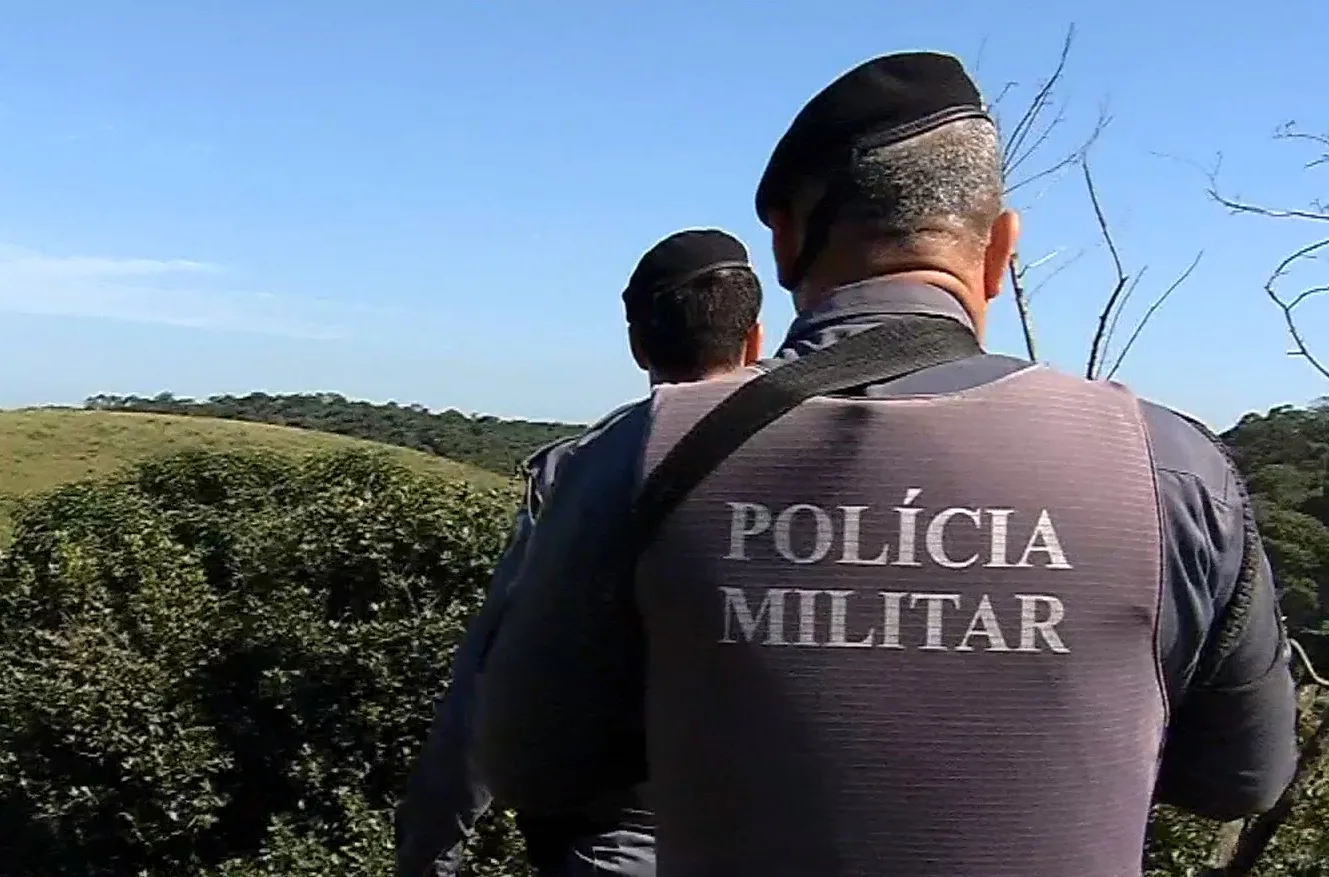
[83,391,583,477]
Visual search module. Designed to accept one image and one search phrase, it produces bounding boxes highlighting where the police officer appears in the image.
[393,228,764,877]
[472,52,1300,877]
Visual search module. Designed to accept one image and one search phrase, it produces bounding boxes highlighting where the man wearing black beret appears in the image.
[395,229,761,877]
[475,52,1297,876]
[619,228,764,388]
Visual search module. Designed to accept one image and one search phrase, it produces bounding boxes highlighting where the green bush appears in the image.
[0,448,528,877]
[0,445,1324,875]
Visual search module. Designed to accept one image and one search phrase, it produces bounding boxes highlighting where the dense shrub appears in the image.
[0,445,1325,875]
[0,448,528,877]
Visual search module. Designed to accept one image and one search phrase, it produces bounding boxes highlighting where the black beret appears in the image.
[755,51,989,226]
[622,228,752,320]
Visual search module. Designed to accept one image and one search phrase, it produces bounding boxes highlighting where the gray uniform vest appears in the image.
[636,363,1166,877]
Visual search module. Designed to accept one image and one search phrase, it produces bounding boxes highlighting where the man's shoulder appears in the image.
[520,434,578,485]
[557,396,655,470]
[1025,366,1238,508]
[1135,397,1239,509]
[577,396,655,447]
[520,399,654,518]
[1014,366,1241,510]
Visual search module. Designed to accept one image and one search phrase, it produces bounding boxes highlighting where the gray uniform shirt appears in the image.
[472,279,1298,830]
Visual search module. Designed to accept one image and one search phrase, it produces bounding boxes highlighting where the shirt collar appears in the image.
[780,277,974,350]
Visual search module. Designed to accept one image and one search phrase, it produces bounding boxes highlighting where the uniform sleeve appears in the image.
[393,508,532,877]
[472,401,652,815]
[1146,404,1299,821]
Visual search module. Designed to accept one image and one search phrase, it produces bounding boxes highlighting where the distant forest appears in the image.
[84,392,583,476]
[1223,400,1329,659]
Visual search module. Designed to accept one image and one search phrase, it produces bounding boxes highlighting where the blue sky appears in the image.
[0,0,1325,430]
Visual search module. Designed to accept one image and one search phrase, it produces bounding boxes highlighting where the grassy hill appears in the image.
[0,408,510,541]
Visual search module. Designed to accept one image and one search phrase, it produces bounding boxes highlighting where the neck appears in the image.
[649,363,742,386]
[797,268,982,337]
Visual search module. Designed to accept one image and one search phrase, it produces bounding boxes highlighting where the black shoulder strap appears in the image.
[630,315,982,555]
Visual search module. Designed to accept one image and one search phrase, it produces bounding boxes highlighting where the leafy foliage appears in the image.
[1225,402,1329,660]
[0,448,527,877]
[84,392,583,477]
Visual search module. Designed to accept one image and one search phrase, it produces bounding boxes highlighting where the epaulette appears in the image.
[518,434,576,481]
[519,397,650,520]
[519,435,578,521]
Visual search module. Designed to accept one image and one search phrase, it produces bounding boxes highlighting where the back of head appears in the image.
[754,52,1016,329]
[622,229,764,383]
[829,116,1003,265]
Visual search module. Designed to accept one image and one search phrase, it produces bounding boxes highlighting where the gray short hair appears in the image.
[832,117,1004,247]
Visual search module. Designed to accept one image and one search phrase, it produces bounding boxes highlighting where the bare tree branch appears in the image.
[1210,191,1329,224]
[1275,121,1329,170]
[988,80,1020,113]
[1008,256,1039,360]
[1265,239,1329,380]
[994,23,1104,361]
[1292,638,1329,687]
[973,33,992,77]
[1103,269,1149,366]
[1007,109,1110,198]
[995,26,1195,376]
[1002,25,1075,181]
[1028,247,1087,301]
[1207,127,1328,223]
[1018,249,1062,276]
[1104,251,1204,381]
[1081,158,1129,379]
[1007,248,1080,361]
[1208,123,1329,380]
[995,24,1112,203]
[1078,156,1201,380]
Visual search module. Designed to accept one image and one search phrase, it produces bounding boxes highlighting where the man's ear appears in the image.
[984,209,1021,302]
[627,324,650,373]
[742,322,763,366]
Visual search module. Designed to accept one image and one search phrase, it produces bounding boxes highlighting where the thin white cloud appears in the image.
[0,246,220,278]
[0,245,349,340]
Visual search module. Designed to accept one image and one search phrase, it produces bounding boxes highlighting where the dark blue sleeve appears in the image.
[473,400,652,815]
[393,508,533,877]
[1145,402,1298,820]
